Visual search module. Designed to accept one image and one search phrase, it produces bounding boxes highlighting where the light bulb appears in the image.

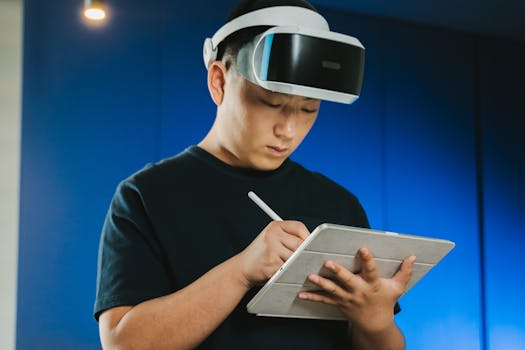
[84,8,106,21]
[83,0,108,23]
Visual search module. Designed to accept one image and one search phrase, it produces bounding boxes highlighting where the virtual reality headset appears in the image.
[203,6,365,104]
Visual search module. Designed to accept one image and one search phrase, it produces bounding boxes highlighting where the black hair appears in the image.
[217,0,318,69]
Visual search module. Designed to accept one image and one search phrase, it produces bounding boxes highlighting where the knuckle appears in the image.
[263,233,274,245]
[314,295,324,303]
[287,220,309,235]
[289,220,303,228]
[296,221,308,231]
[265,221,282,234]
[263,229,281,242]
[315,277,326,288]
[290,241,301,252]
[329,261,340,272]
[321,297,332,304]
[283,251,292,261]
[269,253,281,265]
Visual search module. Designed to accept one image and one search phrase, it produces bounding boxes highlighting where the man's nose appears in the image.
[273,107,298,139]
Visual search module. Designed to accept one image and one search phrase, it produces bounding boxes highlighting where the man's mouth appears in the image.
[266,145,289,155]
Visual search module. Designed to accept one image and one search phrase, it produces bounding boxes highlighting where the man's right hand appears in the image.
[236,220,310,288]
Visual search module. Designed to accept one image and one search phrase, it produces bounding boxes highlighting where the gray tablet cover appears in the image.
[247,223,455,320]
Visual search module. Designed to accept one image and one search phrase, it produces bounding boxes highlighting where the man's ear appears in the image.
[207,61,228,106]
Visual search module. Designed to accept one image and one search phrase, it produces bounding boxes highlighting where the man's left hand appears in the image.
[298,247,416,333]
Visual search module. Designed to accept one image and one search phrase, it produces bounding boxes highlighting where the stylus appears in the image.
[248,191,283,221]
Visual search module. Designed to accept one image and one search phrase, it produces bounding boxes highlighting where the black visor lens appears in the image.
[257,33,365,96]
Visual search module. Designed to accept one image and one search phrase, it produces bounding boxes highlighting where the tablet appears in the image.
[246,223,455,320]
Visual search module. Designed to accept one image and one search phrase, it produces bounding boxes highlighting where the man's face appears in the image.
[215,69,320,171]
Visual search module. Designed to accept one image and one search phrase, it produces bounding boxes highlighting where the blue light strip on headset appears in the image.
[259,34,274,81]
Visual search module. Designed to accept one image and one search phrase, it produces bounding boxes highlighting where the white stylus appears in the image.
[248,191,283,221]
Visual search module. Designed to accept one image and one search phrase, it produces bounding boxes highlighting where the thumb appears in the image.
[392,255,416,287]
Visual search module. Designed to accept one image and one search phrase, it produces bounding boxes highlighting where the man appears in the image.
[95,0,415,349]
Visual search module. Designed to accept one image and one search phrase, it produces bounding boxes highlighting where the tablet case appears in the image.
[246,223,455,320]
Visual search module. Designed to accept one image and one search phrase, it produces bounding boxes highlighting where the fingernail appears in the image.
[360,248,369,257]
[325,261,334,269]
[308,274,318,283]
[298,293,307,299]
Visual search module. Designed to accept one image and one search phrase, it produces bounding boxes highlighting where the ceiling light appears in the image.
[83,0,107,22]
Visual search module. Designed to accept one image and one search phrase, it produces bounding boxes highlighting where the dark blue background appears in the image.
[17,0,525,349]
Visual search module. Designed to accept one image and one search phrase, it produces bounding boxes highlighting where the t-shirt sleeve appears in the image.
[94,179,174,321]
[338,190,370,229]
[352,197,370,229]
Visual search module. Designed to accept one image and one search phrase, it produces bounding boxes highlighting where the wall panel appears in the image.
[480,38,525,350]
[159,0,237,158]
[17,0,161,348]
[383,22,482,349]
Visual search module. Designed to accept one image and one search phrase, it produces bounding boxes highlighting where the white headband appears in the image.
[203,6,329,69]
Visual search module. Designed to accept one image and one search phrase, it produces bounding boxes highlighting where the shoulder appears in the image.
[108,148,199,213]
[120,147,198,189]
[289,160,360,203]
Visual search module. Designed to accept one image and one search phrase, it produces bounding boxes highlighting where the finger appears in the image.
[359,248,379,282]
[307,274,346,299]
[297,291,338,305]
[280,221,310,241]
[277,246,294,263]
[324,260,357,291]
[279,232,304,252]
[392,255,416,287]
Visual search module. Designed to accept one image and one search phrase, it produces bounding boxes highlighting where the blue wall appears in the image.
[479,39,525,350]
[17,0,525,349]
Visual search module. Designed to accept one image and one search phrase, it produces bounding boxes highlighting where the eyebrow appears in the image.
[265,90,317,101]
[283,94,315,101]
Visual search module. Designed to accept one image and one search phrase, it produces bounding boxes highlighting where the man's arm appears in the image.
[349,317,405,350]
[99,254,249,350]
[98,221,310,350]
[298,248,415,350]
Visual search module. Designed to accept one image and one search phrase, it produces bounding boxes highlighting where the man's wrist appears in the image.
[228,254,253,291]
[350,312,396,337]
[350,318,405,350]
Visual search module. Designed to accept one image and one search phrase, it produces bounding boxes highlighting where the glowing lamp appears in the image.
[83,0,107,22]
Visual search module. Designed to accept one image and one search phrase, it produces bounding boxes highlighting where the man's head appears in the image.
[199,0,364,171]
[199,0,322,171]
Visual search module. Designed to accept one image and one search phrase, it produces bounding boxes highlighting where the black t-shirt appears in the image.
[95,146,372,349]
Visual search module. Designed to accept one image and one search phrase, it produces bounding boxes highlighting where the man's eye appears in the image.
[261,99,281,108]
[302,108,318,114]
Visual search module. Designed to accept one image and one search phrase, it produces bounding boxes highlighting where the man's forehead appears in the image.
[241,74,319,102]
[261,87,317,101]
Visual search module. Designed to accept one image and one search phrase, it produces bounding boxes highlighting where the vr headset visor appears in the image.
[203,6,365,104]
